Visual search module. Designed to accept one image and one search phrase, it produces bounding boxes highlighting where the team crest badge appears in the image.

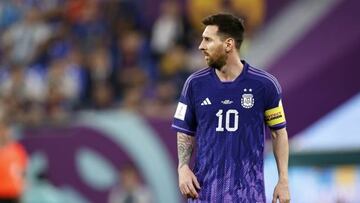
[241,88,254,108]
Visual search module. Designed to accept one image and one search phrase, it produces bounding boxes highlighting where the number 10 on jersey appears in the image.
[215,109,239,132]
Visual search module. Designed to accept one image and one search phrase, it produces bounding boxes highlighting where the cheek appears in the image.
[211,45,224,58]
[217,45,225,53]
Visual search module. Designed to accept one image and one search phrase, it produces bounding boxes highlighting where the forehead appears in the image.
[202,25,219,37]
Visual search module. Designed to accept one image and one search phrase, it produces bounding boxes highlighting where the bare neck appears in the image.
[215,53,243,82]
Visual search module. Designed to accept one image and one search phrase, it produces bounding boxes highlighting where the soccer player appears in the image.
[172,13,290,203]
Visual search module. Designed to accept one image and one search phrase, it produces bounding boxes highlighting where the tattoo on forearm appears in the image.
[177,133,194,168]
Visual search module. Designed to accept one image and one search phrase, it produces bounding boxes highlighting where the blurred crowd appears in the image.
[0,0,191,128]
[0,0,264,128]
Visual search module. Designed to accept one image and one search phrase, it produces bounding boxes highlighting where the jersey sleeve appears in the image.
[171,79,197,136]
[264,76,286,130]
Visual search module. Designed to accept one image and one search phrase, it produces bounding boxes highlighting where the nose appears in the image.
[198,40,205,51]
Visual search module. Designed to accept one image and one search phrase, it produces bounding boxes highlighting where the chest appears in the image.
[192,82,266,125]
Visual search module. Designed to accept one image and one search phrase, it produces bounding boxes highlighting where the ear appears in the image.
[225,38,234,53]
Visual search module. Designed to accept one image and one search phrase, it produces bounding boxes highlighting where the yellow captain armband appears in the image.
[264,100,286,127]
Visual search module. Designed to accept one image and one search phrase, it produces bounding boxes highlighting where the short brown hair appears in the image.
[202,13,245,49]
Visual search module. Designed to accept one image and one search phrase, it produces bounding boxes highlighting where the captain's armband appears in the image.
[265,100,286,127]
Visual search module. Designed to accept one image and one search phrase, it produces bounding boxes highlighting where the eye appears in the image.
[203,37,210,42]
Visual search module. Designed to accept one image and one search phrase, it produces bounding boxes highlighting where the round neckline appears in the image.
[211,60,248,87]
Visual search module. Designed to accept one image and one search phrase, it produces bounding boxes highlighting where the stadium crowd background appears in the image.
[0,0,196,127]
[1,0,359,203]
[0,0,268,125]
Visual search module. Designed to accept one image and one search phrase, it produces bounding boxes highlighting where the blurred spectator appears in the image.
[108,164,153,203]
[0,65,46,103]
[66,0,108,52]
[0,114,28,203]
[120,86,144,112]
[90,81,115,110]
[80,46,112,106]
[41,55,85,125]
[87,47,112,83]
[0,65,27,100]
[151,0,188,56]
[111,0,143,32]
[158,44,190,88]
[118,30,142,67]
[117,67,148,91]
[159,44,187,78]
[156,44,194,113]
[116,65,149,109]
[45,84,70,126]
[116,30,156,82]
[0,65,46,126]
[0,0,23,32]
[34,21,73,69]
[1,7,51,64]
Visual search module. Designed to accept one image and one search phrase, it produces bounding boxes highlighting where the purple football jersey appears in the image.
[172,61,286,203]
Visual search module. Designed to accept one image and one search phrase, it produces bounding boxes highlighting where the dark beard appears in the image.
[209,54,227,70]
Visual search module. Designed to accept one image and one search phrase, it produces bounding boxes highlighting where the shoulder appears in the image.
[186,67,212,82]
[247,66,282,93]
[181,67,211,96]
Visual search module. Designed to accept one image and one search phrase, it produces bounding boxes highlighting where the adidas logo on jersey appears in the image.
[201,98,211,106]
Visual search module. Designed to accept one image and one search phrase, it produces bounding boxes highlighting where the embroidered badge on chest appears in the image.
[241,88,254,108]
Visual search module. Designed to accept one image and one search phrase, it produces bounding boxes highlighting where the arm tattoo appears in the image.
[177,133,194,169]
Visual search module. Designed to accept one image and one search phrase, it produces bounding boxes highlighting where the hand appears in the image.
[178,164,201,199]
[272,180,290,203]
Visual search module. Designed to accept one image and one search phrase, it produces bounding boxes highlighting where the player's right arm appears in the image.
[177,132,201,199]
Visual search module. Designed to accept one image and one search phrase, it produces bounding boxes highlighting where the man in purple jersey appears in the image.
[172,13,290,203]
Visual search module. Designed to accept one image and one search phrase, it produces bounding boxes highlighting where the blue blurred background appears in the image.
[0,0,359,202]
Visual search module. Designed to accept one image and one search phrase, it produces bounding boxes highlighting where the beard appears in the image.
[207,53,227,71]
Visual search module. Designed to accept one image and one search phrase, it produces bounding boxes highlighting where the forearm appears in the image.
[177,132,195,169]
[271,128,289,182]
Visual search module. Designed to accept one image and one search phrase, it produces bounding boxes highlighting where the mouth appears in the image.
[203,52,210,60]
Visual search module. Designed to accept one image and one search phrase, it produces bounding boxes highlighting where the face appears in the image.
[198,25,228,70]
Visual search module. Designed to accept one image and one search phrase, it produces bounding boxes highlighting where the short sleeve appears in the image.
[171,78,197,136]
[264,76,286,130]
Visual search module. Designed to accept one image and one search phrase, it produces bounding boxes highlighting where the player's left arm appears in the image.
[262,73,290,202]
[271,128,290,203]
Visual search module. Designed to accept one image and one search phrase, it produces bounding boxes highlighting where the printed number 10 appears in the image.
[215,109,239,132]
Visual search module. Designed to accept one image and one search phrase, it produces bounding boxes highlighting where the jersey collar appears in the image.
[211,60,249,87]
